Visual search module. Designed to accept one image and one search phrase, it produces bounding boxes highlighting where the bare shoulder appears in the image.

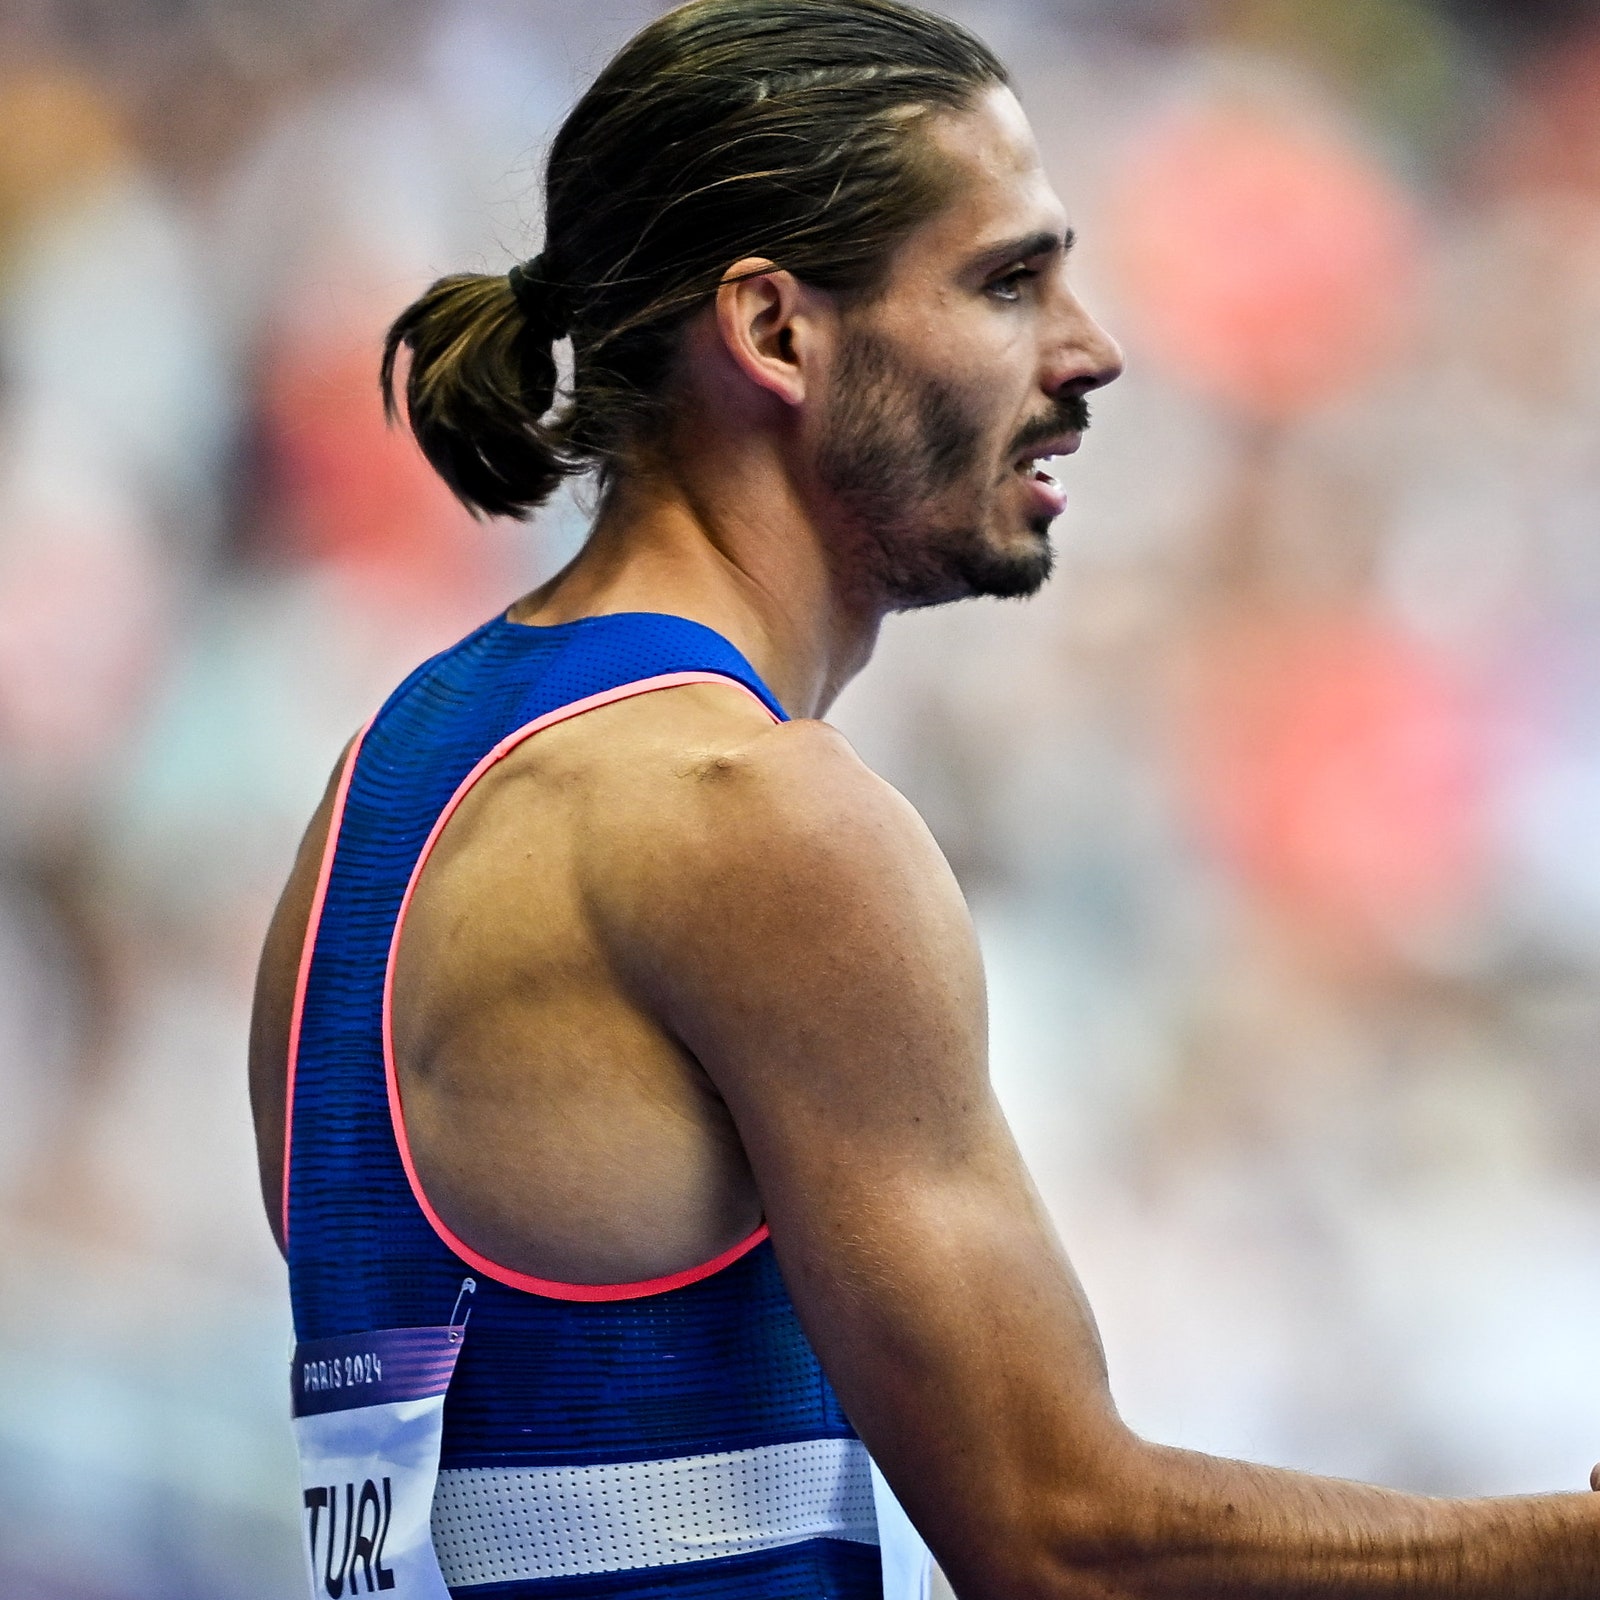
[575,687,974,967]
[569,685,988,1126]
[684,711,929,847]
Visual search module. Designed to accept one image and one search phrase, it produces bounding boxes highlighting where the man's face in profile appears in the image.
[813,84,1122,611]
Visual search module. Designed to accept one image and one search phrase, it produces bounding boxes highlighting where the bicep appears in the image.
[598,730,1135,1578]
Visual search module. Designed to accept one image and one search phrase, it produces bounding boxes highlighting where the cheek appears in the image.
[946,340,1034,440]
[914,377,999,491]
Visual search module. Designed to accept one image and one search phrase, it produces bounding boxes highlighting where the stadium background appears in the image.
[4,0,1600,1593]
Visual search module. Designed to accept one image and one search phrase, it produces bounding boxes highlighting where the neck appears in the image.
[508,445,881,720]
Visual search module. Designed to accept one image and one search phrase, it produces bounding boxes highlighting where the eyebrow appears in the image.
[969,227,1076,276]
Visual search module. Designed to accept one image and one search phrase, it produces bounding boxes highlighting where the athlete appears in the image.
[249,1,1600,1595]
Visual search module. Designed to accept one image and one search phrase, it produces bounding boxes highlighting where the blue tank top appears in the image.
[283,611,895,1598]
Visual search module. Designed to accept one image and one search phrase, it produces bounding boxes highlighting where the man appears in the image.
[250,1,1600,1595]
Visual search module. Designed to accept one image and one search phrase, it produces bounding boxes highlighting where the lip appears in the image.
[1010,431,1082,471]
[1020,465,1068,521]
[1008,431,1079,522]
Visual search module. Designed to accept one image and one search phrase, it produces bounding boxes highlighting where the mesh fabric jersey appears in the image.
[285,611,885,1597]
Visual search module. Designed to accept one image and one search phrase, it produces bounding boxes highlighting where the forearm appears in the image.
[1042,1441,1600,1600]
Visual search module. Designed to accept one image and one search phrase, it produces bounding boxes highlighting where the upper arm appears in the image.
[587,719,1137,1589]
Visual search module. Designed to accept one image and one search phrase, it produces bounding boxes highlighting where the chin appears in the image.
[971,544,1054,601]
[965,518,1055,599]
[883,523,1055,611]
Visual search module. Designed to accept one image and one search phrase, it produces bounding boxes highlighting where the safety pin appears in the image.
[448,1277,477,1339]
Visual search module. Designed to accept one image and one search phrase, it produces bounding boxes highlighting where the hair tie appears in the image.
[507,254,570,340]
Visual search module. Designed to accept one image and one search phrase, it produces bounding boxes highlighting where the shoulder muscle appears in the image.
[588,714,988,1126]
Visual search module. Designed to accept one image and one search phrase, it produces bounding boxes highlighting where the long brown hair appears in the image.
[381,0,1007,519]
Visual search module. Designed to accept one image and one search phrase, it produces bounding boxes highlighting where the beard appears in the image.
[814,327,1087,612]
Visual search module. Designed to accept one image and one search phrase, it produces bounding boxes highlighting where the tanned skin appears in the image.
[250,85,1600,1598]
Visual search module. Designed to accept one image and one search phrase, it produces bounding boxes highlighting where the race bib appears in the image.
[290,1304,470,1600]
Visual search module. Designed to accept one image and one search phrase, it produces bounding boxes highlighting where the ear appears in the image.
[713,257,826,407]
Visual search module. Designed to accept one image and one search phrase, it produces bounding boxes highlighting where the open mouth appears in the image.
[1015,455,1064,489]
[1009,432,1080,487]
[1009,437,1078,521]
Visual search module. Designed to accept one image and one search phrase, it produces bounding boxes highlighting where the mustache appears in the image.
[1009,393,1091,455]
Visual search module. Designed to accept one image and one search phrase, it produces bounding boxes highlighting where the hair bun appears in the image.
[507,255,570,341]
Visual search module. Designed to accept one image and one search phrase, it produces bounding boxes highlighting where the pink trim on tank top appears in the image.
[282,720,374,1247]
[382,671,780,1302]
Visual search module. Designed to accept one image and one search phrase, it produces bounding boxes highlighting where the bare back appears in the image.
[249,679,782,1283]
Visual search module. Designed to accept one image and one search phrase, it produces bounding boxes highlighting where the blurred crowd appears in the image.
[4,0,1600,1594]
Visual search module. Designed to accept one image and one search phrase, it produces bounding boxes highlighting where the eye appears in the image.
[987,265,1039,303]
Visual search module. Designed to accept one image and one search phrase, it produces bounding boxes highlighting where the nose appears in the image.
[1047,291,1123,399]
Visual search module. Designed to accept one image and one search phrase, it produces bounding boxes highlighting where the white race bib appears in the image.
[291,1319,468,1599]
[290,1285,930,1600]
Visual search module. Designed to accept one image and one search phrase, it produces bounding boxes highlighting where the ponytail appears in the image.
[380,265,575,520]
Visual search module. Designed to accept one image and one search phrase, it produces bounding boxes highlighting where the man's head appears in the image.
[797,86,1120,608]
[384,0,1119,607]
